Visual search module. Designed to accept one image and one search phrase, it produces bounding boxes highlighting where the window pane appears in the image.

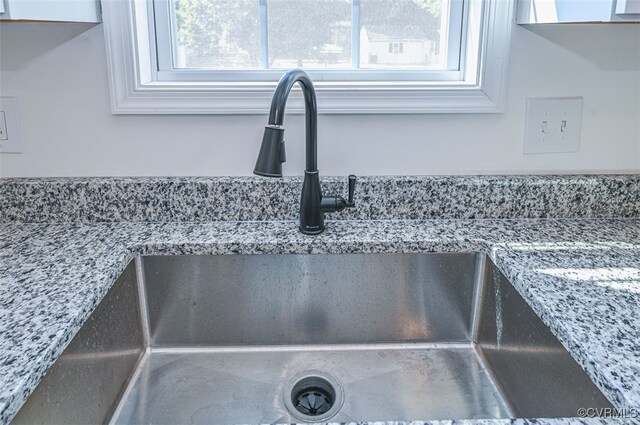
[360,0,444,69]
[174,0,261,69]
[268,0,352,69]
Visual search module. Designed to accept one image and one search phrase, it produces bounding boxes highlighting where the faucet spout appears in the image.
[267,69,317,172]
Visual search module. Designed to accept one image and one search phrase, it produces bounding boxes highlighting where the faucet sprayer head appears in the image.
[253,125,286,177]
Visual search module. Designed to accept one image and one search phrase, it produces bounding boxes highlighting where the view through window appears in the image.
[170,0,459,72]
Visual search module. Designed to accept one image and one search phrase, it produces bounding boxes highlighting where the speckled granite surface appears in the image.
[2,175,640,222]
[1,218,640,424]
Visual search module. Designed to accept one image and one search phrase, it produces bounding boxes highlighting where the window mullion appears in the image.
[351,0,360,69]
[259,0,269,69]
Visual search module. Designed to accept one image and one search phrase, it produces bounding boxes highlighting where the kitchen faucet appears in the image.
[253,69,356,235]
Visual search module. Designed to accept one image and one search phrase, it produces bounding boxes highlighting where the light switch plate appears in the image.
[0,112,7,140]
[0,97,22,154]
[524,97,583,154]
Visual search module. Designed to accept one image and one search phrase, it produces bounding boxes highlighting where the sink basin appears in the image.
[14,253,613,424]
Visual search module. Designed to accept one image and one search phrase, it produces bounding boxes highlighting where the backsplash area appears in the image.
[1,175,639,223]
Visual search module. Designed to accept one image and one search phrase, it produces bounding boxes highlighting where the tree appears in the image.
[361,0,441,42]
[268,0,352,67]
[175,0,260,67]
[412,0,442,16]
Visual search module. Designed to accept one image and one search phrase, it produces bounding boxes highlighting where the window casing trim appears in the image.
[102,0,513,114]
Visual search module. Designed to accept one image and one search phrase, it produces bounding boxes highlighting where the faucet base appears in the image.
[299,226,324,235]
[299,171,325,235]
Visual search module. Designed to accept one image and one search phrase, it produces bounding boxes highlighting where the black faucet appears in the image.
[253,69,356,235]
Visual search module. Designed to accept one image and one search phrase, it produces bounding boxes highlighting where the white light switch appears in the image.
[0,111,7,140]
[0,97,22,154]
[524,97,583,154]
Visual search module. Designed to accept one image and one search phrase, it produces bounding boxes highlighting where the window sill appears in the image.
[110,82,506,115]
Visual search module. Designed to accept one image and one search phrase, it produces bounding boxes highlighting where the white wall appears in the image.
[0,21,638,177]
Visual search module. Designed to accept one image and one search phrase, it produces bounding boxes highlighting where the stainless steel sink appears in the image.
[14,253,613,424]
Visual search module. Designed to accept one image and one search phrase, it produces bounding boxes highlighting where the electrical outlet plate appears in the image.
[0,97,22,154]
[524,97,583,154]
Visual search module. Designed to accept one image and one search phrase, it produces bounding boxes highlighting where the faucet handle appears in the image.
[320,174,357,213]
[347,174,356,207]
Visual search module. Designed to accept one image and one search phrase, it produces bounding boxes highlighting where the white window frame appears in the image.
[153,0,465,82]
[102,0,513,114]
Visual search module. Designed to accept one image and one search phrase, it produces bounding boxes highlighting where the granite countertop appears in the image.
[1,175,640,424]
[1,218,640,424]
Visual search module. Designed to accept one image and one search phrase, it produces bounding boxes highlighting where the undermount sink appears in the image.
[14,253,612,424]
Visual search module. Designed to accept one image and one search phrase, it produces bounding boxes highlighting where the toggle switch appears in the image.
[0,97,22,154]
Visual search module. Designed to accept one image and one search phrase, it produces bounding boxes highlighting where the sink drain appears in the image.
[283,371,343,422]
